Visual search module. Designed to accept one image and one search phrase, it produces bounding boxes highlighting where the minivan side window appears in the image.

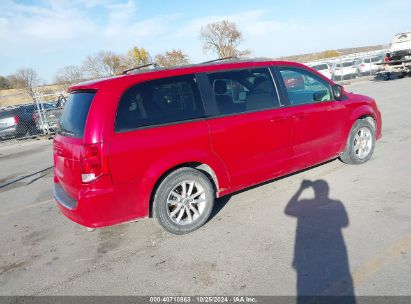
[207,68,279,116]
[279,68,333,106]
[115,75,204,132]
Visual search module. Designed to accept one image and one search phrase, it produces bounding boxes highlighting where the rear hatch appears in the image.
[54,91,95,199]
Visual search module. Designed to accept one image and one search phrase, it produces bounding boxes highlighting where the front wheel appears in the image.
[153,167,215,234]
[339,119,376,165]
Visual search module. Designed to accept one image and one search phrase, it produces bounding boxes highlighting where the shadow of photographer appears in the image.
[285,179,355,304]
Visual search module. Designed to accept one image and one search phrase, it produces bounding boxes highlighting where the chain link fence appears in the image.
[0,91,67,145]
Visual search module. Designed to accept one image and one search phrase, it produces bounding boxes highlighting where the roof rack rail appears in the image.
[122,63,157,75]
[201,57,237,64]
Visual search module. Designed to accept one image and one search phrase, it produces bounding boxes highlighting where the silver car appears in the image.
[0,109,18,139]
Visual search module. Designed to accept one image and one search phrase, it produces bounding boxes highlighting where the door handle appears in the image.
[292,113,308,119]
[270,117,288,123]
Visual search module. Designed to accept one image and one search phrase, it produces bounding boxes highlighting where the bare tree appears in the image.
[54,65,85,90]
[125,46,151,68]
[200,20,251,59]
[9,68,40,101]
[82,51,125,78]
[154,49,190,67]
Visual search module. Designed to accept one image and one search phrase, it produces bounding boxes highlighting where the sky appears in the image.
[0,0,410,82]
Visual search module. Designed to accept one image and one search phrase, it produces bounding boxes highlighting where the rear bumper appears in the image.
[53,183,77,210]
[53,176,150,228]
[0,126,17,138]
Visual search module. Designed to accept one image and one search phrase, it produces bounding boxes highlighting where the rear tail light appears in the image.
[13,115,19,125]
[32,112,39,121]
[80,143,109,183]
[360,64,365,67]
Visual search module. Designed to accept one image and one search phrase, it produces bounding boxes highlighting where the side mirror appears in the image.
[333,84,344,100]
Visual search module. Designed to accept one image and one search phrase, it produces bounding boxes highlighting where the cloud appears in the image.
[0,1,97,49]
[0,0,177,58]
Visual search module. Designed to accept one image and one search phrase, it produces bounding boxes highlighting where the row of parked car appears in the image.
[308,55,384,81]
[0,101,64,140]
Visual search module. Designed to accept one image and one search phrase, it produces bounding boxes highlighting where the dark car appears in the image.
[33,105,63,133]
[0,103,54,140]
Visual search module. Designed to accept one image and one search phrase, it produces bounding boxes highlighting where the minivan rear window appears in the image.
[59,91,95,138]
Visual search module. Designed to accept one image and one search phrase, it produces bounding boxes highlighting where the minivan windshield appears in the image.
[59,91,95,138]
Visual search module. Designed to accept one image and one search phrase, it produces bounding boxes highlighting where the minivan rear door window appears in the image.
[115,75,204,132]
[59,91,95,138]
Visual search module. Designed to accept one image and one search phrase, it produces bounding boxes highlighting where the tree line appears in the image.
[0,20,250,100]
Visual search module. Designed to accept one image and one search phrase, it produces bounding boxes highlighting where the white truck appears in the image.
[391,32,411,54]
[375,32,411,80]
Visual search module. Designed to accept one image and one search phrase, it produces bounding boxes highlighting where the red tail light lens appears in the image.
[32,112,39,121]
[80,143,109,183]
[14,115,19,125]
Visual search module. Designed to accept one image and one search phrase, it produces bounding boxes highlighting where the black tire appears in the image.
[339,119,376,165]
[153,167,215,234]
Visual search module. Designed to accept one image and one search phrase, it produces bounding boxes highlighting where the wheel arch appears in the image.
[338,107,377,153]
[346,106,377,136]
[358,114,376,129]
[349,105,377,125]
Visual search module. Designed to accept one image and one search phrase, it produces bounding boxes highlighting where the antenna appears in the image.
[122,63,157,75]
[201,57,236,64]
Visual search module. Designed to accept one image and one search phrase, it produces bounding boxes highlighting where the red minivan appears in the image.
[53,60,382,234]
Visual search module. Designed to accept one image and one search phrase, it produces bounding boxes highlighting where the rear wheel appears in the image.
[339,119,376,165]
[153,167,215,234]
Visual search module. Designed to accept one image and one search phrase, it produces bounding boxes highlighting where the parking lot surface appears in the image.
[0,78,410,296]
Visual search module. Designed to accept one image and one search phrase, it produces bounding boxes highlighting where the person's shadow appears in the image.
[284,180,356,304]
